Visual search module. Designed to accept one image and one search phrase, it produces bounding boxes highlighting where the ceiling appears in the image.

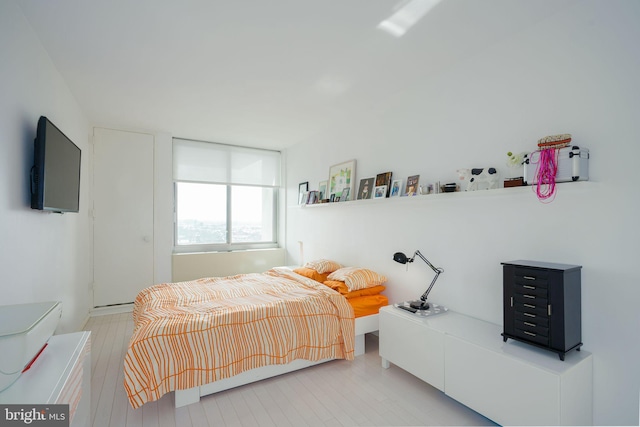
[18,0,571,150]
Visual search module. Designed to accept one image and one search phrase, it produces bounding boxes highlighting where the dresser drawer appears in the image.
[515,318,549,336]
[514,327,549,345]
[514,300,548,317]
[513,282,547,297]
[514,293,548,308]
[514,275,548,290]
[514,266,549,282]
[515,311,549,327]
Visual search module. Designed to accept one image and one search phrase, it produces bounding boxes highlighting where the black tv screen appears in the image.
[30,116,81,213]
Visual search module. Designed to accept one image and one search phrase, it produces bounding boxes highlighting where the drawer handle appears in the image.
[523,276,536,280]
[523,294,535,299]
[524,303,536,309]
[524,313,536,318]
[523,285,535,290]
[524,331,537,337]
[524,322,536,327]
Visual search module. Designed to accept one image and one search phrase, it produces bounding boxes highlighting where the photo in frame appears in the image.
[298,181,308,204]
[405,175,420,196]
[390,179,403,197]
[374,185,387,199]
[328,160,356,202]
[357,177,375,200]
[340,187,350,202]
[375,172,393,197]
[318,180,328,200]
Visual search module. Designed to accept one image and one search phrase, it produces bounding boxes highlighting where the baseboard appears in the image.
[90,303,134,317]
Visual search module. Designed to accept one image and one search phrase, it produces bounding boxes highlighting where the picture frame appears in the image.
[374,185,387,199]
[390,179,403,197]
[298,181,308,205]
[306,190,319,204]
[340,187,350,202]
[405,175,420,196]
[328,160,356,202]
[357,177,375,200]
[375,172,393,197]
[318,180,328,200]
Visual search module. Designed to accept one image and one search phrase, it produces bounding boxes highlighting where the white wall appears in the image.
[286,1,639,425]
[0,2,92,332]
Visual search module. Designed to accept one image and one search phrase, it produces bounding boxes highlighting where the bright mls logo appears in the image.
[1,405,69,426]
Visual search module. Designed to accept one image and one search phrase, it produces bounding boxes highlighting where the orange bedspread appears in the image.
[123,268,355,408]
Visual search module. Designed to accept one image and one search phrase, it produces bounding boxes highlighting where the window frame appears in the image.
[172,139,281,254]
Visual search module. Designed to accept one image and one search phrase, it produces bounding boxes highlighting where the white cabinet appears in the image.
[379,306,445,391]
[379,306,593,426]
[0,331,91,427]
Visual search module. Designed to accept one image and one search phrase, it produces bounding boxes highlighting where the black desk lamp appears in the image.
[393,250,444,310]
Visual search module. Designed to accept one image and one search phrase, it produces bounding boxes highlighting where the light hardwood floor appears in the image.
[84,312,495,427]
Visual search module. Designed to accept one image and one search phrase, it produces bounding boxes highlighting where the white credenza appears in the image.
[0,331,91,427]
[379,306,593,426]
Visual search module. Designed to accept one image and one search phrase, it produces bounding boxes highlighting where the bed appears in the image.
[123,261,388,408]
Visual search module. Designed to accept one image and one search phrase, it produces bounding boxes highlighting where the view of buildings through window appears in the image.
[176,182,275,246]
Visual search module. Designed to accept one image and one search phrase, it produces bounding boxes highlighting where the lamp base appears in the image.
[394,301,448,317]
[409,300,431,310]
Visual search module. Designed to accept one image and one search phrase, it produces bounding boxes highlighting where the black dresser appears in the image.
[502,260,582,360]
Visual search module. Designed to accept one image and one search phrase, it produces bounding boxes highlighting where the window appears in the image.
[173,138,281,252]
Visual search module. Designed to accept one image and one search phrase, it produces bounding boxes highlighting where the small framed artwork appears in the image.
[307,190,319,204]
[390,179,403,197]
[318,180,328,200]
[357,177,375,200]
[374,185,387,199]
[375,172,393,197]
[328,159,356,201]
[405,175,420,196]
[298,182,308,204]
[340,187,350,202]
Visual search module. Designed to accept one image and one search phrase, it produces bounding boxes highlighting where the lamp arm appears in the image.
[413,250,444,302]
[419,269,441,302]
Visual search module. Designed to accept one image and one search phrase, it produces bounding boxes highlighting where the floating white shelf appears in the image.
[291,181,594,209]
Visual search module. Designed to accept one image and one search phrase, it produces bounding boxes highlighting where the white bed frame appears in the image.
[174,313,379,407]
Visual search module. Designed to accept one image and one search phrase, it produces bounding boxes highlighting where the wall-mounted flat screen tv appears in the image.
[30,116,81,213]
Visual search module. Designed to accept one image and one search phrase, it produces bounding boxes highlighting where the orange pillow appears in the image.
[323,280,386,298]
[327,267,387,291]
[303,259,342,274]
[293,267,329,283]
[322,280,350,294]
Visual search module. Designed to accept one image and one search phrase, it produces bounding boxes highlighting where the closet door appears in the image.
[93,128,154,307]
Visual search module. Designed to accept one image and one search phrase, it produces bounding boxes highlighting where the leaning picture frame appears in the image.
[374,185,387,199]
[375,172,393,197]
[318,180,328,200]
[390,179,403,197]
[405,175,420,196]
[298,182,308,205]
[328,160,356,202]
[340,187,350,202]
[357,177,375,200]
